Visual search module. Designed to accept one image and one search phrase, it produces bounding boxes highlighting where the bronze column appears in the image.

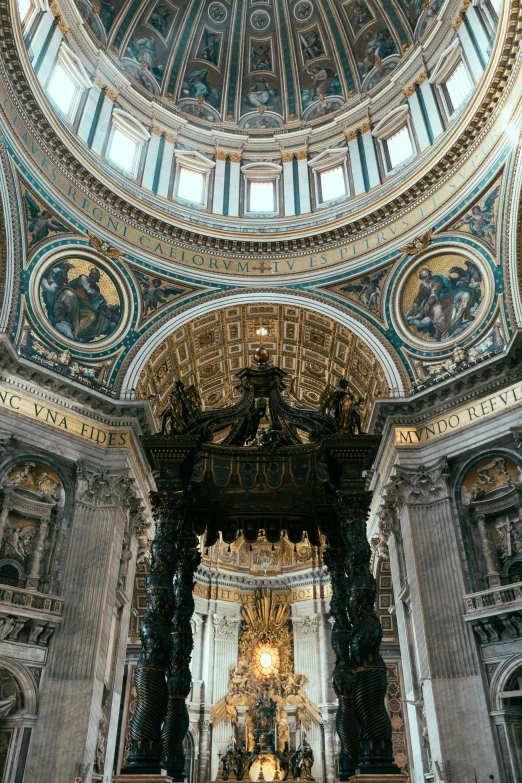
[336,491,400,775]
[123,492,179,774]
[162,528,201,779]
[323,527,360,780]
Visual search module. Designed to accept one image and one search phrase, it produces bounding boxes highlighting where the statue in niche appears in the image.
[3,520,35,561]
[292,737,314,780]
[319,379,364,434]
[117,536,133,590]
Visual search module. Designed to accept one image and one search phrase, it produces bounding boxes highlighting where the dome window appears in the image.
[242,162,282,217]
[372,106,416,175]
[45,43,91,121]
[308,149,349,208]
[445,62,474,114]
[106,110,150,177]
[174,151,215,208]
[430,39,476,120]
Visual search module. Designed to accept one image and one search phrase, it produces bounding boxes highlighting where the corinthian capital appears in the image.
[213,614,240,641]
[76,464,136,508]
[386,459,450,507]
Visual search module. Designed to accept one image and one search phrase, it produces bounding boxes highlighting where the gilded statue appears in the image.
[159,379,201,435]
[210,590,321,751]
[292,738,314,780]
[319,379,364,434]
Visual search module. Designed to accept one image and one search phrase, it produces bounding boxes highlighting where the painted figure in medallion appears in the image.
[404,259,483,342]
[39,259,122,343]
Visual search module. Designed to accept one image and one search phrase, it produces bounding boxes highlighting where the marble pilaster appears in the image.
[385,459,500,782]
[23,467,134,783]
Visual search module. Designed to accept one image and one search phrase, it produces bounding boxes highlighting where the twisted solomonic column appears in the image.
[162,529,201,779]
[323,527,359,780]
[123,491,181,774]
[335,491,400,775]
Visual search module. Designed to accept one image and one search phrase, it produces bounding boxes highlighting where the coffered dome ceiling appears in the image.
[136,303,389,426]
[78,0,442,127]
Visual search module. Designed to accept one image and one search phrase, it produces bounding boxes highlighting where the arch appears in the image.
[490,654,522,711]
[120,290,406,397]
[0,153,16,333]
[0,658,38,716]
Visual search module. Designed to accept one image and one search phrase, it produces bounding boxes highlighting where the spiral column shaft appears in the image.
[337,492,400,775]
[123,493,179,774]
[323,529,359,779]
[162,530,201,779]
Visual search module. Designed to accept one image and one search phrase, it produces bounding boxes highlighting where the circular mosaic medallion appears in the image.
[35,253,127,347]
[208,2,227,23]
[251,10,270,29]
[395,251,491,347]
[294,0,313,21]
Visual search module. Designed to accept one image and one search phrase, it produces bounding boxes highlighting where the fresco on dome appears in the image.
[301,65,342,109]
[355,24,397,76]
[452,182,501,248]
[342,0,374,36]
[241,112,282,129]
[303,96,343,120]
[181,67,222,108]
[146,1,178,39]
[251,39,274,73]
[125,31,167,84]
[299,25,327,64]
[179,100,220,122]
[243,75,281,113]
[196,28,223,68]
[364,58,399,89]
[23,190,68,247]
[332,265,391,316]
[400,255,486,343]
[39,258,122,344]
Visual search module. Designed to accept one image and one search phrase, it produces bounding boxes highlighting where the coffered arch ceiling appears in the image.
[136,302,389,429]
[78,0,441,126]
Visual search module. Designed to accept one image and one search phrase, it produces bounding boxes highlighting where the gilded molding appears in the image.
[164,132,177,145]
[295,149,308,160]
[403,84,417,99]
[228,152,242,163]
[49,0,69,34]
[281,152,294,163]
[105,88,119,103]
[215,149,228,161]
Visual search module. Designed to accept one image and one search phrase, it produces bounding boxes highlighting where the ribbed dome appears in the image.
[77,0,441,128]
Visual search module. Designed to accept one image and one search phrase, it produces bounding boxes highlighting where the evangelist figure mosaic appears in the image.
[401,255,485,343]
[39,258,122,344]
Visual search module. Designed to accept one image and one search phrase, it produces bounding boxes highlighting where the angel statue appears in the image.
[159,379,201,436]
[319,379,364,434]
[399,228,433,259]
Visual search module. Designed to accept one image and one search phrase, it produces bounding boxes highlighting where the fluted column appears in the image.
[124,491,180,774]
[163,530,201,779]
[198,719,211,783]
[334,492,399,775]
[321,717,336,783]
[323,527,359,780]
